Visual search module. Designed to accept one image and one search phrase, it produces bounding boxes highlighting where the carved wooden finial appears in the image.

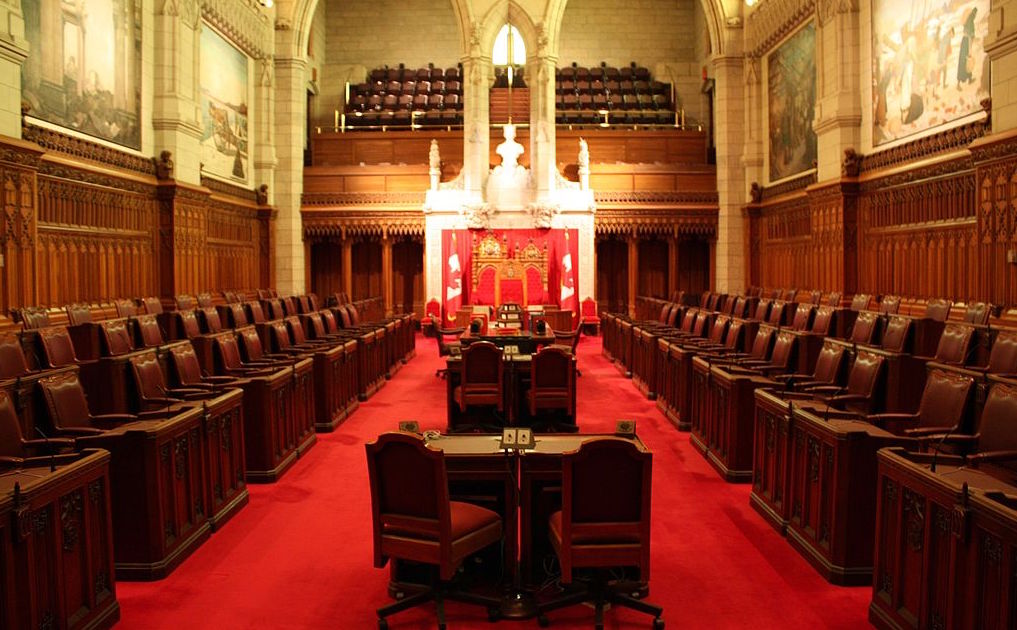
[257,184,269,206]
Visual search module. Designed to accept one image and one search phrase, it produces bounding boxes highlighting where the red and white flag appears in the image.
[559,230,578,319]
[444,231,463,322]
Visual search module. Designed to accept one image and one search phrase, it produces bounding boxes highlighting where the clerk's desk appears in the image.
[390,432,650,591]
[445,330,572,430]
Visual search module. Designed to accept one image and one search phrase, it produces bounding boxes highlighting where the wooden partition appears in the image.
[0,126,273,331]
[745,114,1017,306]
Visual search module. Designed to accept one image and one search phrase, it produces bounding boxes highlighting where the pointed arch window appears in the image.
[492,24,526,66]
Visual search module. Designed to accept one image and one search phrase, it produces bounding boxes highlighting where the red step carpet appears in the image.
[117,334,872,629]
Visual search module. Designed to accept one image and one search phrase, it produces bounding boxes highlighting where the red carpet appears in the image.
[116,334,872,629]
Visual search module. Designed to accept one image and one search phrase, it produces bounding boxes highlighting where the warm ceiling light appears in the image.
[745,0,758,6]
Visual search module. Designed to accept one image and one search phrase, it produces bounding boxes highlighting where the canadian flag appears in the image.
[445,232,463,322]
[559,230,577,318]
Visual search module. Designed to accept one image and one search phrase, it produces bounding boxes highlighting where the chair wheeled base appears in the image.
[536,576,664,630]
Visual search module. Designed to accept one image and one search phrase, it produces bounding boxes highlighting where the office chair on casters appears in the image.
[528,346,577,433]
[451,341,505,432]
[537,437,664,630]
[366,432,504,630]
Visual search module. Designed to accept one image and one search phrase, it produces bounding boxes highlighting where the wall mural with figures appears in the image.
[20,0,142,149]
[872,0,990,146]
[200,24,250,183]
[767,22,817,183]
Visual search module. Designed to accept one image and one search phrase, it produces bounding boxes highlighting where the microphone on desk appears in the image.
[35,427,58,473]
[929,424,960,473]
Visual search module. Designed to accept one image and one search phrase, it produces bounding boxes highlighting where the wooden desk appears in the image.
[400,433,649,588]
[445,353,576,430]
[871,448,1017,630]
[0,449,119,630]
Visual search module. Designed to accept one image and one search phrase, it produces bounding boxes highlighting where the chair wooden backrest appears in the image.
[557,438,652,582]
[365,432,455,578]
[461,341,503,392]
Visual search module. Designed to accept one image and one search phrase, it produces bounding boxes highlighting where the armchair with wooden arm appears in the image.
[0,390,77,469]
[39,372,155,438]
[865,368,975,439]
[919,381,1017,474]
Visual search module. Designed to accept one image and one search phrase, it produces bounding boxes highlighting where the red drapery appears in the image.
[441,228,579,322]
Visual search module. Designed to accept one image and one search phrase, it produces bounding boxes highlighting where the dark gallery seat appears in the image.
[366,431,503,629]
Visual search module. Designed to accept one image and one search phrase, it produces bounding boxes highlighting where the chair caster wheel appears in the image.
[537,614,550,627]
[653,618,665,629]
[378,619,388,630]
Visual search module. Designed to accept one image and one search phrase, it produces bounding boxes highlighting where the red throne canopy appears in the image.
[441,229,579,320]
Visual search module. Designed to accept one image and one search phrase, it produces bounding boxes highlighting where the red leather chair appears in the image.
[36,326,82,368]
[238,327,290,363]
[212,336,282,376]
[132,314,166,348]
[177,310,203,340]
[528,346,576,427]
[0,332,34,379]
[39,372,144,436]
[880,315,912,353]
[963,302,993,325]
[850,294,873,311]
[65,303,93,326]
[538,438,663,629]
[580,297,600,335]
[198,307,224,333]
[865,368,975,438]
[128,351,210,409]
[18,306,51,329]
[943,381,1017,483]
[98,319,134,356]
[776,342,849,391]
[434,325,465,379]
[168,345,239,389]
[453,341,503,414]
[793,349,887,415]
[0,390,75,468]
[366,432,503,629]
[849,311,883,345]
[931,323,975,365]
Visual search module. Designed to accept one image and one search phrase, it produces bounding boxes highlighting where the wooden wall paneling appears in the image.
[676,238,710,295]
[309,240,344,299]
[637,238,669,299]
[352,239,382,301]
[596,237,628,313]
[971,129,1017,307]
[392,239,424,317]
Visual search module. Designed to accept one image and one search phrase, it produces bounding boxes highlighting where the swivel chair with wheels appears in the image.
[366,431,503,629]
[537,437,664,629]
[527,346,577,432]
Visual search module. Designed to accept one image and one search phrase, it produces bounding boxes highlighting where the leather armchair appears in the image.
[238,328,292,363]
[880,315,913,353]
[849,310,883,345]
[789,304,815,331]
[39,372,145,436]
[963,302,993,326]
[725,330,798,377]
[168,345,238,389]
[198,307,225,333]
[128,351,211,408]
[140,296,163,314]
[98,319,135,356]
[924,298,953,322]
[0,332,34,379]
[0,390,75,469]
[213,336,281,376]
[866,368,975,438]
[132,314,166,348]
[794,349,887,415]
[775,343,848,391]
[528,346,576,420]
[850,294,872,311]
[365,432,503,628]
[36,326,85,368]
[537,437,663,628]
[176,310,203,340]
[453,341,504,413]
[961,382,1017,469]
[880,295,902,315]
[929,323,975,365]
[245,301,267,324]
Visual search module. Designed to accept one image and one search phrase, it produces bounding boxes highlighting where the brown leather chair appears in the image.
[212,336,280,376]
[141,297,163,314]
[176,310,203,340]
[850,294,872,311]
[65,303,93,326]
[196,292,214,308]
[880,315,912,353]
[39,372,143,436]
[114,299,138,318]
[983,330,1017,376]
[824,292,843,307]
[128,351,210,408]
[810,305,835,335]
[949,382,1017,481]
[176,295,197,311]
[98,319,134,356]
[36,326,82,368]
[798,349,887,415]
[931,323,975,365]
[925,299,952,322]
[789,304,815,331]
[728,330,798,377]
[0,332,34,379]
[538,438,663,629]
[366,432,503,629]
[528,346,576,425]
[223,302,249,328]
[18,306,51,330]
[0,389,76,468]
[168,345,239,389]
[245,301,267,324]
[132,314,166,348]
[880,295,902,315]
[776,342,849,391]
[963,302,992,325]
[453,341,503,414]
[849,311,883,345]
[198,307,224,333]
[238,327,290,363]
[866,368,975,438]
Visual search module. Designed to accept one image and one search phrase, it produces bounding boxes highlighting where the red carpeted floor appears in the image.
[116,334,872,629]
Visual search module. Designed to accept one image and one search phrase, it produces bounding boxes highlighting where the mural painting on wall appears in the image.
[872,0,990,146]
[20,0,142,150]
[200,25,250,182]
[767,22,817,183]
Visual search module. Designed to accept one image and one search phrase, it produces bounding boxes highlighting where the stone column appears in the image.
[273,54,308,295]
[712,54,747,294]
[255,57,278,200]
[988,0,1017,131]
[460,55,491,197]
[0,0,29,138]
[529,55,558,199]
[814,1,861,181]
[381,234,393,316]
[627,233,639,317]
[152,0,202,185]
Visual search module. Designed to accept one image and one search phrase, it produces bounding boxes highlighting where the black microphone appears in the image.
[929,424,960,473]
[34,427,57,472]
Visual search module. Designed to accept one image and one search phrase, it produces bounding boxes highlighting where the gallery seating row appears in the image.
[367,63,461,83]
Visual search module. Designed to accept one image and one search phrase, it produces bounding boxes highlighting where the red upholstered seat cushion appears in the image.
[548,511,641,545]
[384,501,500,541]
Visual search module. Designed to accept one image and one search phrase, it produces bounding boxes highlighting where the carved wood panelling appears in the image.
[971,129,1017,307]
[594,208,717,237]
[0,139,43,315]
